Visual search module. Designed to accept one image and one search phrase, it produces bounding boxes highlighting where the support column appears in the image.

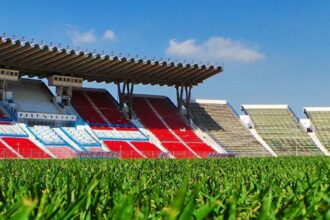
[117,80,135,119]
[185,85,192,121]
[175,84,193,123]
[56,86,72,106]
[0,80,7,101]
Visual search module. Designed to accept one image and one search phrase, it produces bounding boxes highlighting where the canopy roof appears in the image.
[0,37,222,86]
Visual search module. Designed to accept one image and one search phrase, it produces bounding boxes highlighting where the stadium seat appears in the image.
[133,96,216,158]
[2,137,51,158]
[130,141,162,158]
[0,124,28,137]
[85,90,133,126]
[103,140,144,158]
[62,127,101,147]
[132,97,179,142]
[30,126,66,145]
[71,90,107,125]
[161,142,196,158]
[186,143,216,158]
[84,147,105,152]
[0,141,18,158]
[245,106,321,156]
[305,109,330,152]
[190,101,271,157]
[92,126,146,140]
[47,146,76,159]
[8,79,60,114]
[146,97,209,143]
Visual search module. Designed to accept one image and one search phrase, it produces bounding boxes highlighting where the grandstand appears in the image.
[132,95,221,158]
[243,105,322,156]
[0,36,227,159]
[305,108,330,154]
[190,100,271,157]
[0,35,328,159]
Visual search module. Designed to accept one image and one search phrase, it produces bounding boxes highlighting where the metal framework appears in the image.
[117,81,134,119]
[0,80,7,100]
[0,37,223,87]
[0,36,223,121]
[176,85,192,122]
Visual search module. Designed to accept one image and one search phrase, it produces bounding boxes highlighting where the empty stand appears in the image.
[244,106,321,156]
[133,96,216,158]
[130,141,162,158]
[149,97,202,142]
[2,137,51,158]
[30,126,66,145]
[0,141,18,158]
[61,127,101,147]
[8,79,60,113]
[47,146,76,158]
[85,90,132,126]
[0,124,28,137]
[92,127,147,140]
[305,108,330,152]
[161,143,196,158]
[190,101,270,157]
[104,141,144,158]
[71,90,107,125]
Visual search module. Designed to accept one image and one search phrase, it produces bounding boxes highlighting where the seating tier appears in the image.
[246,108,321,156]
[133,96,215,158]
[0,124,27,137]
[2,137,51,158]
[305,110,330,151]
[30,126,66,145]
[47,146,76,158]
[103,141,144,158]
[190,102,270,157]
[0,141,18,158]
[61,127,100,147]
[130,141,162,158]
[71,90,107,125]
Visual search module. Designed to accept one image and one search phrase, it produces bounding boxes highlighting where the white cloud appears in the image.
[66,28,97,44]
[103,29,116,41]
[165,37,264,63]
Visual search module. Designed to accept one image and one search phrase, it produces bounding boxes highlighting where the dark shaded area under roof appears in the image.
[0,37,223,87]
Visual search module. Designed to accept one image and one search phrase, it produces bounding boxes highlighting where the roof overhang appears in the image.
[0,37,223,87]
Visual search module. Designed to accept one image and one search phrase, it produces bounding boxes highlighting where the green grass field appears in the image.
[0,157,330,219]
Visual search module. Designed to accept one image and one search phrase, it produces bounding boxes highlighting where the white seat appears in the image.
[30,126,65,145]
[62,127,99,146]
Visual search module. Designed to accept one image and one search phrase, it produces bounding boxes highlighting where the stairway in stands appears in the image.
[132,96,218,158]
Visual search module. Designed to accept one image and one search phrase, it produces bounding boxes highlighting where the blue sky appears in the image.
[0,0,330,117]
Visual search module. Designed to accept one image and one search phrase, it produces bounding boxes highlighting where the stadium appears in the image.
[0,36,327,159]
[2,1,330,219]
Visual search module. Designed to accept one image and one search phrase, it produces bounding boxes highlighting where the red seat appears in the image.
[71,90,107,124]
[148,97,204,143]
[187,143,215,158]
[104,141,144,159]
[132,97,206,158]
[133,97,178,142]
[0,141,18,158]
[130,141,162,158]
[85,147,104,152]
[85,91,132,126]
[47,146,76,158]
[161,142,196,158]
[2,138,51,158]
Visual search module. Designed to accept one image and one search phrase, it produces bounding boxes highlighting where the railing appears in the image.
[0,101,16,120]
[0,149,324,159]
